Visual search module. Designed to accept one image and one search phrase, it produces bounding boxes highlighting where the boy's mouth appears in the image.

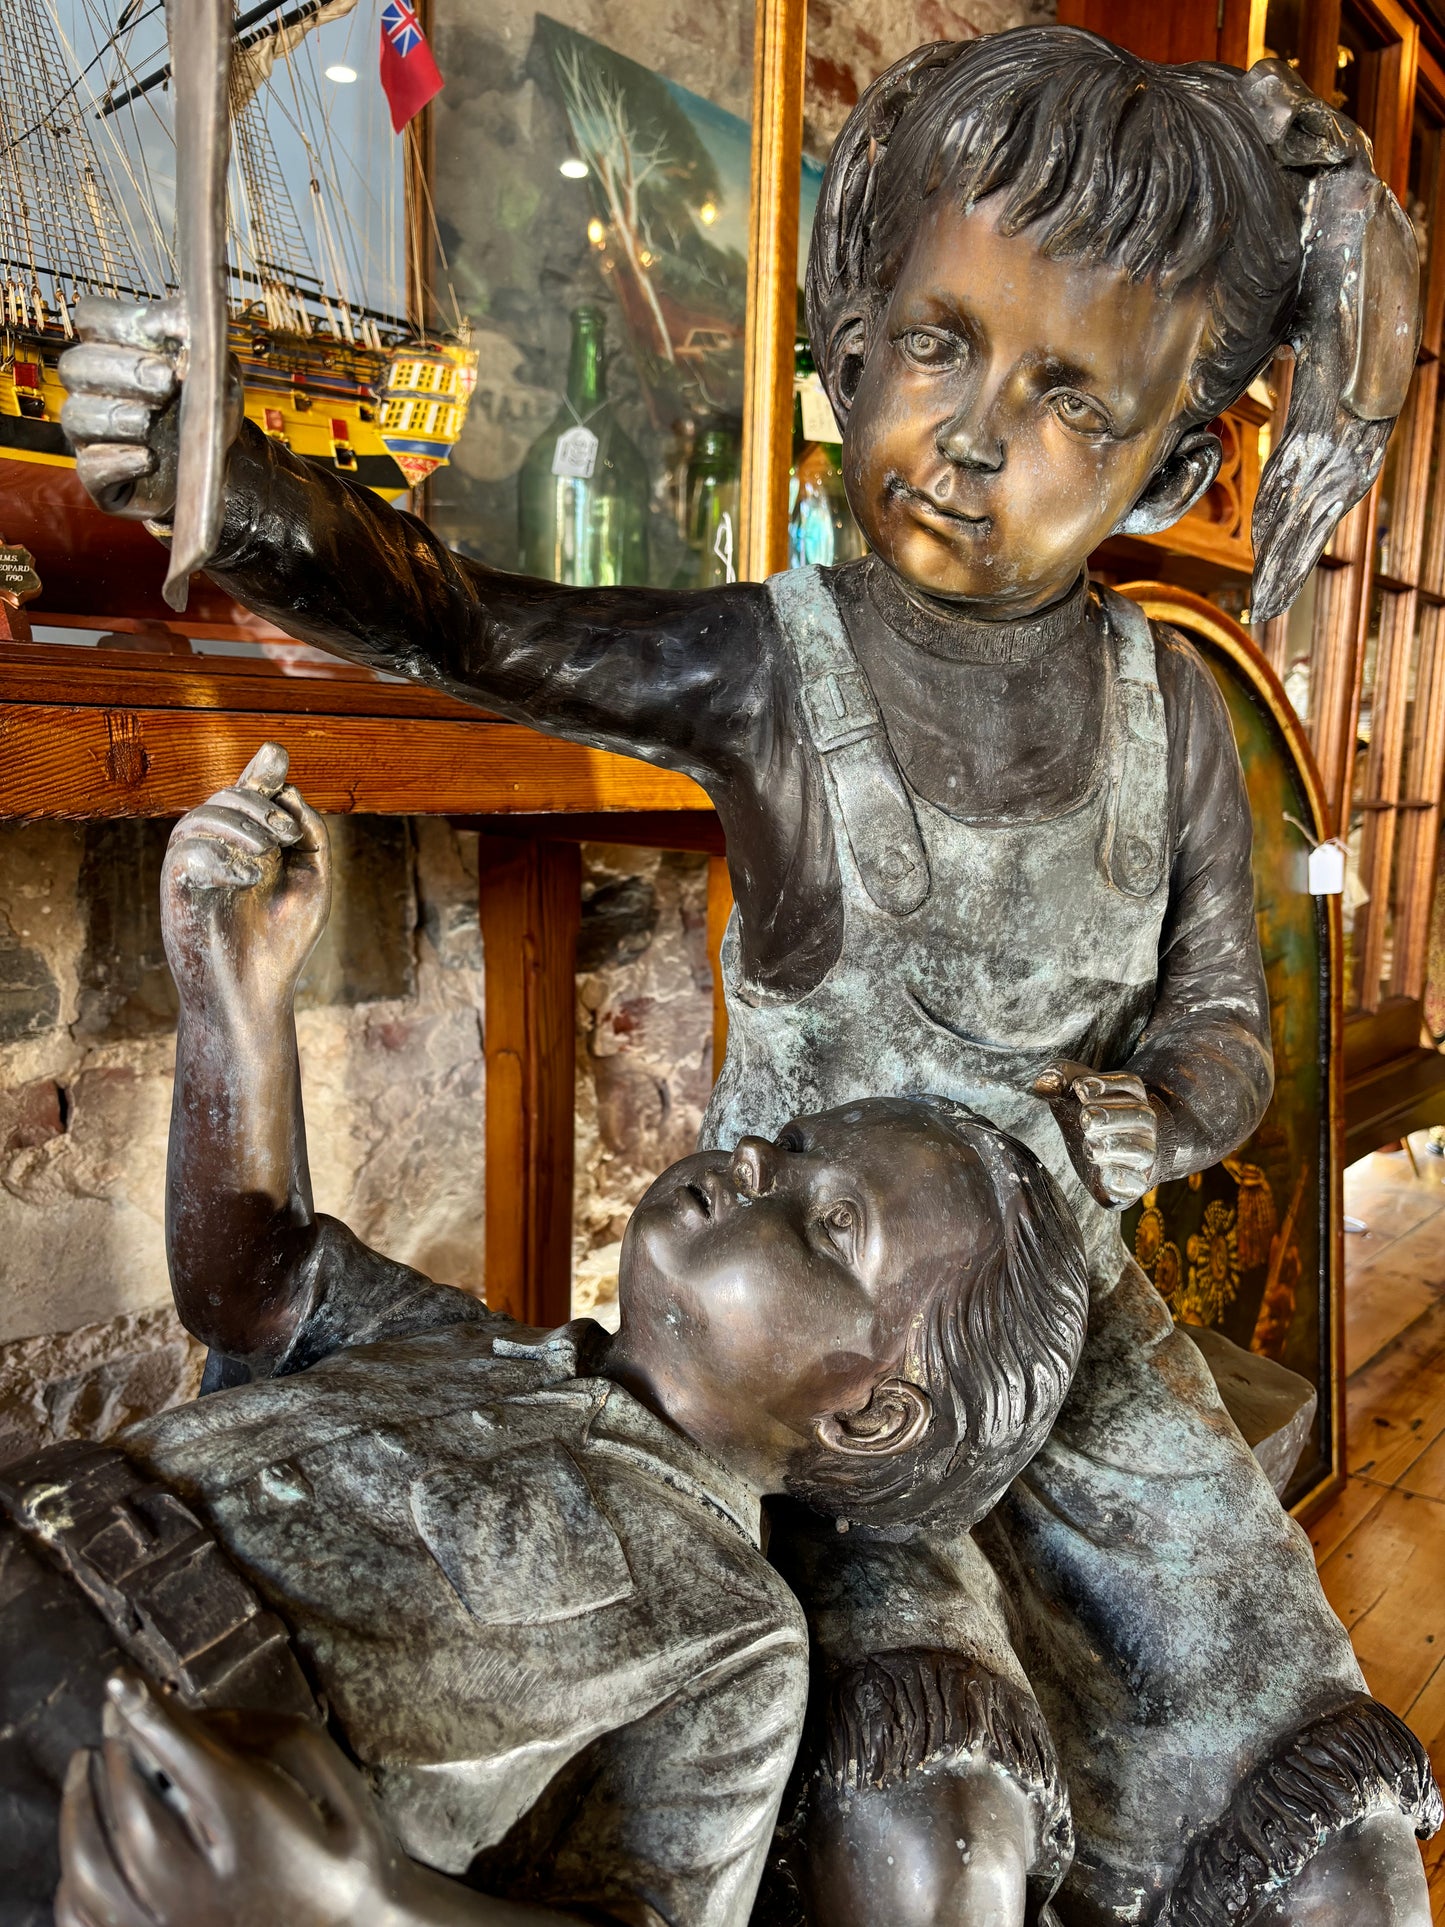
[885,471,991,535]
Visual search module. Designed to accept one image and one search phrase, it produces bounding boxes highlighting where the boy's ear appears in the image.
[1113,428,1222,538]
[815,1378,932,1458]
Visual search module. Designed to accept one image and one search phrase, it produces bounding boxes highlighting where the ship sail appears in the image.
[0,0,474,533]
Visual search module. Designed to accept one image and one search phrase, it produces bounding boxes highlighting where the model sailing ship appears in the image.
[0,0,475,624]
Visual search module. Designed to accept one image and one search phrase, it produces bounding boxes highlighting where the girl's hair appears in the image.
[785,1095,1089,1533]
[808,28,1299,431]
[807,27,1419,620]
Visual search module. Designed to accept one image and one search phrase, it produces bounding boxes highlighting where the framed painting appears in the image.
[1118,583,1345,1517]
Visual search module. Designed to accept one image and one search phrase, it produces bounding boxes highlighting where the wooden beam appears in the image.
[452,810,724,853]
[478,835,580,1328]
[739,0,806,581]
[0,705,711,820]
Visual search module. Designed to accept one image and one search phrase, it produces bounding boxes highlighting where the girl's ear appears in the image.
[815,1378,932,1459]
[1113,428,1222,538]
[821,315,871,425]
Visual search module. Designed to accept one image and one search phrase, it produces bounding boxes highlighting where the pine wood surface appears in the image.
[1308,1140,1445,1915]
[0,702,711,820]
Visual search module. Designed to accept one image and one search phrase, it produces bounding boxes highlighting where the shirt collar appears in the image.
[491,1323,765,1547]
[865,557,1095,664]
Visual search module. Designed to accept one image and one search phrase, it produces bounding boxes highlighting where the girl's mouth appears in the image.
[885,471,991,534]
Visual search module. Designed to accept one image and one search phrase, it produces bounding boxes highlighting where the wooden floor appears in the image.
[1310,1136,1445,1915]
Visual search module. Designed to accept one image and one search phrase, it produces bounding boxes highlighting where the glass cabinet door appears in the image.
[426,0,758,591]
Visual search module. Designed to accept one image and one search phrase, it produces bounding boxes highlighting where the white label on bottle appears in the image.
[798,376,842,445]
[1308,840,1346,895]
[552,426,599,479]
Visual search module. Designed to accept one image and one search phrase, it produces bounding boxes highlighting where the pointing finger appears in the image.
[276,783,327,857]
[235,741,289,799]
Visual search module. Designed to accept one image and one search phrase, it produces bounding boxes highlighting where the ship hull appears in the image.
[0,412,403,628]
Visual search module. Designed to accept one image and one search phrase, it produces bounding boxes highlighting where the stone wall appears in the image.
[805,0,1055,150]
[0,809,709,1448]
[0,813,487,1457]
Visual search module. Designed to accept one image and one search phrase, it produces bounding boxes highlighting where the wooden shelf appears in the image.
[0,643,712,822]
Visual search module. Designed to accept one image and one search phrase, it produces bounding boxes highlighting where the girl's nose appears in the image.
[937,410,1004,474]
[730,1137,777,1200]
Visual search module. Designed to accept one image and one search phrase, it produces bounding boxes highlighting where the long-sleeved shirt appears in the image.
[205,424,1272,1179]
[121,1216,808,1927]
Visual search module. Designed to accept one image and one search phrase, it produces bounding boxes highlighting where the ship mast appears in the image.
[0,0,160,326]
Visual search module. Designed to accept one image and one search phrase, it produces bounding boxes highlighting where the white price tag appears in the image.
[1308,840,1346,895]
[552,426,599,479]
[798,377,842,445]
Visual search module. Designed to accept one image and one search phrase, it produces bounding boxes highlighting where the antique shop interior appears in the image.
[5,0,1445,1917]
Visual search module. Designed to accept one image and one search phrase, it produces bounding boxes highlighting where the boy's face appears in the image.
[843,196,1211,616]
[612,1104,992,1489]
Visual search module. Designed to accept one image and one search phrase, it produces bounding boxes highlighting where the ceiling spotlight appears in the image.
[698,200,718,225]
[560,158,589,180]
[325,63,357,82]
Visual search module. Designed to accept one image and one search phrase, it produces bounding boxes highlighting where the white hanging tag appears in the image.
[798,376,842,445]
[552,426,599,479]
[1308,840,1346,895]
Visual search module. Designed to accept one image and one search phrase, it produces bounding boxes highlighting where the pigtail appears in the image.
[806,41,960,421]
[1241,58,1421,622]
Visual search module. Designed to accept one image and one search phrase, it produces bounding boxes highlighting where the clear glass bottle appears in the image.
[789,336,864,569]
[518,304,649,585]
[686,420,741,587]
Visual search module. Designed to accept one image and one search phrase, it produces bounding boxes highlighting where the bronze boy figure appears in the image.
[0,748,1089,1927]
[60,24,1440,1924]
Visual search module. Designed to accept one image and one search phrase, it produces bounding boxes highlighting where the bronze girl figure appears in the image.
[60,25,1439,1924]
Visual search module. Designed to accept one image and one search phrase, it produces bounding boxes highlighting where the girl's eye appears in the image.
[901,329,954,366]
[1049,390,1112,435]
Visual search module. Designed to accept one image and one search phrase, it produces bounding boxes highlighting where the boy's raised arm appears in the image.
[161,742,330,1370]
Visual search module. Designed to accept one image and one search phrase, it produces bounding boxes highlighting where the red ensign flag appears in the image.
[379,0,443,132]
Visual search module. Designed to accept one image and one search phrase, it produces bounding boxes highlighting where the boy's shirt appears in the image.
[120,1217,807,1927]
[205,427,1270,1182]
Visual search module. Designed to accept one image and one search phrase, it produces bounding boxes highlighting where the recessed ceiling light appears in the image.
[325,63,357,82]
[560,158,589,179]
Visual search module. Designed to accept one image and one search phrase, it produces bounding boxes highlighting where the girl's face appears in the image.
[842,196,1211,618]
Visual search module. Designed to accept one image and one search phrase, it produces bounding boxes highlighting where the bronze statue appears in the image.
[0,748,1089,1927]
[55,24,1440,1925]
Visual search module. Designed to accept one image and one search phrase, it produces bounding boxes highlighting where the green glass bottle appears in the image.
[686,419,741,587]
[518,305,649,585]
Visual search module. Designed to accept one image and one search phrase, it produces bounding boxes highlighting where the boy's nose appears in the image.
[730,1138,777,1200]
[937,411,1004,474]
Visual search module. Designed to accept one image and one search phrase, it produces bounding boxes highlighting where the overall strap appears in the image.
[767,567,929,916]
[1096,587,1169,899]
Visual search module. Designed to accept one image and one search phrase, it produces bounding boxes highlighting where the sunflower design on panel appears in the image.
[1181,1200,1242,1327]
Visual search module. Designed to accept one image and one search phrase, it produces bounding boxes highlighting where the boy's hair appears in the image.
[807,27,1301,435]
[786,1096,1089,1533]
